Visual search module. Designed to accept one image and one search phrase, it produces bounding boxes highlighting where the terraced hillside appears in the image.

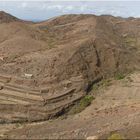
[0,71,139,139]
[0,74,84,123]
[0,11,140,124]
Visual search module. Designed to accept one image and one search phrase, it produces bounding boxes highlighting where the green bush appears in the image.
[80,95,94,107]
[69,95,94,114]
[108,133,124,140]
[92,84,99,91]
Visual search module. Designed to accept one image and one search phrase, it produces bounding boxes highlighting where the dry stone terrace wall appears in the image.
[0,74,85,123]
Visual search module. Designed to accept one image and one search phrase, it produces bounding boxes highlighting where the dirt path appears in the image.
[1,72,140,139]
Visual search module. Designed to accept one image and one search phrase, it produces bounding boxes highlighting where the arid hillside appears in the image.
[0,11,20,23]
[3,72,140,139]
[0,11,140,127]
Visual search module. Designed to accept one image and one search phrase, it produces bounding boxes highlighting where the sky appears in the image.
[0,1,140,21]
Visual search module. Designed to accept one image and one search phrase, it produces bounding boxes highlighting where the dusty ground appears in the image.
[0,11,140,139]
[0,72,139,139]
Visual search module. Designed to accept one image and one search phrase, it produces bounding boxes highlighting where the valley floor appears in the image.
[0,72,140,139]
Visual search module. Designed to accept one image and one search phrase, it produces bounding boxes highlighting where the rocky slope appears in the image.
[0,12,140,123]
[0,11,20,23]
[0,72,140,139]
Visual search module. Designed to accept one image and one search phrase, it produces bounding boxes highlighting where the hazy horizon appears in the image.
[0,1,140,21]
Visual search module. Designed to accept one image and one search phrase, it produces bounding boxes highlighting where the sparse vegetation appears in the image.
[101,79,112,87]
[115,73,125,80]
[0,11,140,139]
[68,95,95,114]
[123,36,136,47]
[92,83,100,91]
[108,133,124,140]
[124,37,136,43]
[91,79,112,92]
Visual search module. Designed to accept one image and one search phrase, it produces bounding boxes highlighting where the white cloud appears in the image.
[65,5,74,11]
[41,4,47,10]
[61,5,75,12]
[80,5,88,12]
[21,2,27,8]
[47,5,64,10]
